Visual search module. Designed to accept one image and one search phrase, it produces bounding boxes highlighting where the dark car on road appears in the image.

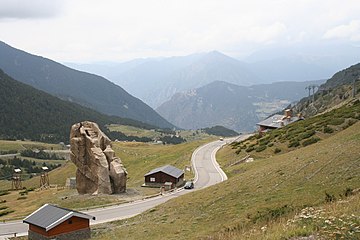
[184,181,194,189]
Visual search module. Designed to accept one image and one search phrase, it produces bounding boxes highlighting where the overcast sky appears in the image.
[0,0,360,63]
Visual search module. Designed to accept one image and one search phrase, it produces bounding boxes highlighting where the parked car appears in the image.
[184,181,194,189]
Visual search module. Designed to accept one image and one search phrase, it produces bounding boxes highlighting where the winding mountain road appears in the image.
[0,136,243,239]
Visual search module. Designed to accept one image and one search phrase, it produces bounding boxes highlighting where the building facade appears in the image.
[23,204,95,240]
[144,165,184,188]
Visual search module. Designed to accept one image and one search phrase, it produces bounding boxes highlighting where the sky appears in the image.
[0,0,360,63]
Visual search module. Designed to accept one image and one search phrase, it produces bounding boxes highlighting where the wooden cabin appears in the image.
[23,204,95,240]
[144,165,184,188]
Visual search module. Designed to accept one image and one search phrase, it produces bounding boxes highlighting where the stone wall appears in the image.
[28,228,91,240]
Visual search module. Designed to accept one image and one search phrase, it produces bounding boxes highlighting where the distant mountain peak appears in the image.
[203,50,237,62]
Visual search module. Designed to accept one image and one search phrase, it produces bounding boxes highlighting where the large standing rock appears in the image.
[70,121,127,195]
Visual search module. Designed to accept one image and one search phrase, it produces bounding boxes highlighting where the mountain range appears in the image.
[67,45,360,109]
[69,51,261,108]
[0,41,174,129]
[156,80,324,132]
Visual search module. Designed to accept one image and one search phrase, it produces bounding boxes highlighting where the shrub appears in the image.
[268,143,274,147]
[255,145,267,152]
[274,148,281,154]
[259,139,270,146]
[323,126,334,133]
[344,119,357,129]
[302,137,320,147]
[235,149,241,154]
[288,140,300,148]
[344,188,353,197]
[251,205,293,223]
[328,118,345,126]
[325,192,336,202]
[298,129,315,140]
[0,191,10,196]
[0,210,14,217]
[245,146,255,152]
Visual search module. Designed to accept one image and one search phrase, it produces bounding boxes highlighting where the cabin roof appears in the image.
[256,114,302,128]
[144,165,184,178]
[23,204,95,231]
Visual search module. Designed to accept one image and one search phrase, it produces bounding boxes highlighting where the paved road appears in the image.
[0,136,243,239]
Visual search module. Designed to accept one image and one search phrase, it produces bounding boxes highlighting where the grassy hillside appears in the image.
[0,140,63,153]
[94,121,360,239]
[225,100,360,170]
[108,124,215,142]
[0,139,210,220]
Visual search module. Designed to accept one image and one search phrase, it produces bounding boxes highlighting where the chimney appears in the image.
[285,109,292,119]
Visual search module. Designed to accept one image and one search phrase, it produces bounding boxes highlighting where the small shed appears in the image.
[23,204,95,240]
[144,165,184,188]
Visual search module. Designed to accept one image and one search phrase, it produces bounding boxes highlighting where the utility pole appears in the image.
[305,86,311,98]
[311,85,318,102]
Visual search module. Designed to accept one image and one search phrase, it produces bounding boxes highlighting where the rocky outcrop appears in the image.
[70,121,127,194]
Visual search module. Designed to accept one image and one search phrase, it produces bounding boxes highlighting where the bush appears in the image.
[288,140,300,148]
[323,126,334,133]
[344,187,353,197]
[245,146,255,152]
[268,143,274,147]
[343,119,357,129]
[274,148,281,154]
[251,205,293,223]
[298,129,315,140]
[302,137,320,147]
[325,192,336,202]
[0,210,14,217]
[0,191,10,196]
[328,118,345,126]
[255,145,267,152]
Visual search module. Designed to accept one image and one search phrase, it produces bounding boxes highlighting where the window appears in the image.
[150,177,156,182]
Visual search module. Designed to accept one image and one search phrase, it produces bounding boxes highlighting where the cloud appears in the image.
[323,20,360,41]
[0,0,65,19]
[2,0,360,62]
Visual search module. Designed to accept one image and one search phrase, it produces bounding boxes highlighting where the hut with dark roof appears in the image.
[256,109,303,133]
[23,204,95,240]
[143,165,184,188]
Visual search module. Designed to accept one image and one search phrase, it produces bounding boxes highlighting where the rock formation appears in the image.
[70,121,127,194]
